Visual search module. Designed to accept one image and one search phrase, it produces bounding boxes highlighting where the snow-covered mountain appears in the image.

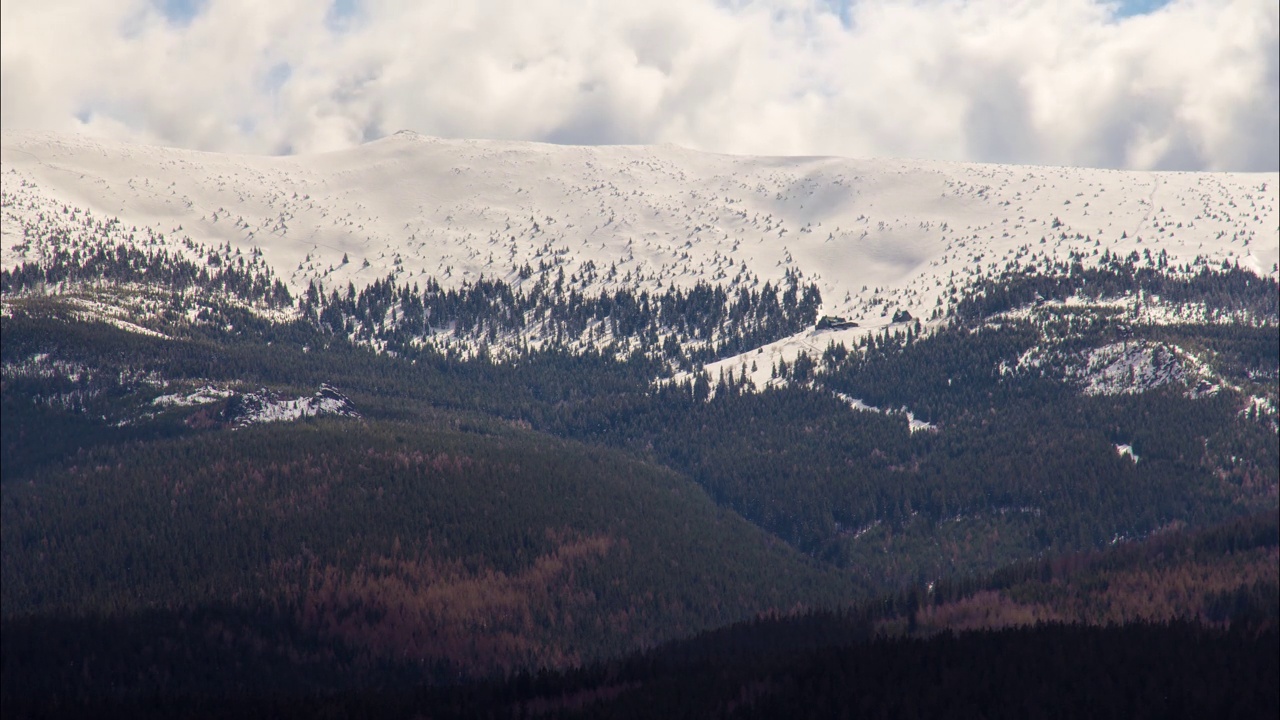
[3,129,1277,370]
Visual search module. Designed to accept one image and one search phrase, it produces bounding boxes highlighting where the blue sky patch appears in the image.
[1113,0,1173,18]
[154,0,206,26]
[327,0,361,32]
[264,63,293,93]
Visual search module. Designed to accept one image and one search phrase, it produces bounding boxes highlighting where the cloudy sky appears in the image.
[2,0,1277,170]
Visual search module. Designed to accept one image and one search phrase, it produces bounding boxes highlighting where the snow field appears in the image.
[5,130,1275,330]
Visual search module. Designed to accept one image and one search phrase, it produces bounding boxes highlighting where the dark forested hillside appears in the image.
[2,415,855,667]
[6,512,1275,719]
[2,241,1277,717]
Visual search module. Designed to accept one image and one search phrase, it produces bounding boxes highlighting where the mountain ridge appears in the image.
[6,130,1275,319]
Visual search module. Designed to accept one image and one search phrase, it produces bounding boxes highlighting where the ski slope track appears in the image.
[3,129,1277,362]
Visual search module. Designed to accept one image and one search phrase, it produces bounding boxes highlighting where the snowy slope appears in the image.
[4,129,1277,339]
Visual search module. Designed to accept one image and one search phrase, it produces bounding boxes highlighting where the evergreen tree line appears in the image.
[2,226,293,310]
[2,235,822,370]
[298,266,820,368]
[953,249,1278,322]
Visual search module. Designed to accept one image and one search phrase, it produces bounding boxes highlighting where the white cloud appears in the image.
[2,0,1276,170]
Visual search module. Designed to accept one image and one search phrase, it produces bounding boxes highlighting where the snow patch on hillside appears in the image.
[700,315,924,390]
[995,292,1275,328]
[1242,395,1277,418]
[152,385,234,407]
[1,352,166,415]
[3,354,94,384]
[1115,444,1140,463]
[834,392,937,433]
[228,384,360,426]
[62,296,171,339]
[1008,335,1228,399]
[1070,341,1218,397]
